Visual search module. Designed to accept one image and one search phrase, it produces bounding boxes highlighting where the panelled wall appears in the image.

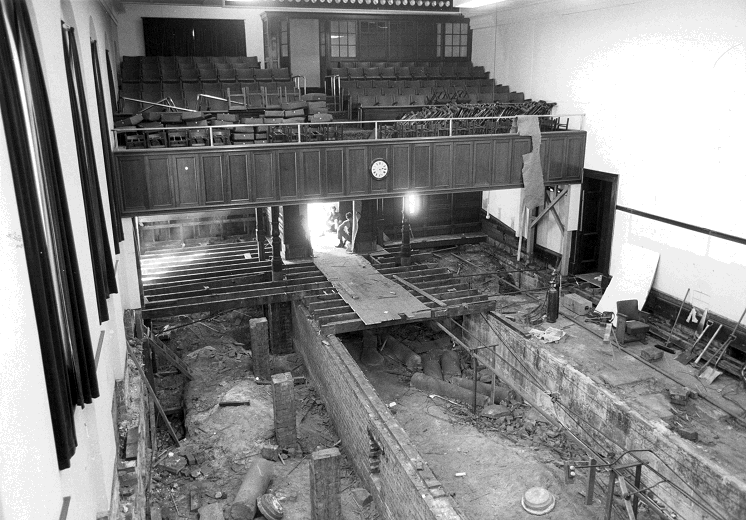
[115,131,586,215]
[468,0,746,323]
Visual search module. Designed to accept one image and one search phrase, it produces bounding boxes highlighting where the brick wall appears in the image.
[464,312,746,520]
[292,303,464,520]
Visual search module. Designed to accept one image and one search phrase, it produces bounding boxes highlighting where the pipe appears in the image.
[411,373,489,408]
[382,336,421,372]
[230,458,274,519]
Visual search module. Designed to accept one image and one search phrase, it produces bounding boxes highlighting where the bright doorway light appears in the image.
[406,193,419,215]
[308,202,339,247]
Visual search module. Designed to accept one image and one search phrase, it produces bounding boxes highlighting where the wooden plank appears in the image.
[313,251,430,326]
[148,336,193,381]
[126,344,180,446]
[391,275,446,307]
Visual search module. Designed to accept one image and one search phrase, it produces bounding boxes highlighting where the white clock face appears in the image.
[371,159,389,180]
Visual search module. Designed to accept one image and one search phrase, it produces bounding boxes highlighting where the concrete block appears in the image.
[351,487,371,508]
[562,293,592,315]
[272,372,297,447]
[261,444,280,461]
[640,347,663,362]
[198,502,224,520]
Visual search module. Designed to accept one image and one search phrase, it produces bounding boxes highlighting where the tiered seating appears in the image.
[118,55,301,114]
[327,61,490,82]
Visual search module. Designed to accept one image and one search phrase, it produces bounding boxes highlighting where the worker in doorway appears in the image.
[336,212,352,248]
[326,205,339,232]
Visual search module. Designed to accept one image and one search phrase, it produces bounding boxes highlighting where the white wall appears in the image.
[468,0,746,321]
[117,3,266,60]
[0,1,129,518]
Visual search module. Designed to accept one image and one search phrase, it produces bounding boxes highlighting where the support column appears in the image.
[250,317,270,381]
[255,207,267,261]
[400,208,412,266]
[269,302,293,354]
[353,199,377,254]
[310,448,342,520]
[281,204,312,259]
[271,372,297,448]
[271,205,284,281]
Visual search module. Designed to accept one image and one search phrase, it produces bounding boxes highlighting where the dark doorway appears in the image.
[571,170,617,275]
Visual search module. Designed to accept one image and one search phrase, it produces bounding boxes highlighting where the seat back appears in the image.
[616,300,642,321]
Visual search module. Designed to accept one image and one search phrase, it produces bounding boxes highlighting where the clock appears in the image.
[370,158,389,180]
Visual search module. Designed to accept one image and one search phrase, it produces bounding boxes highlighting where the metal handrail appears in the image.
[112,113,586,150]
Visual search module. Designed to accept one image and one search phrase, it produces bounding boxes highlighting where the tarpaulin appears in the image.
[517,115,545,213]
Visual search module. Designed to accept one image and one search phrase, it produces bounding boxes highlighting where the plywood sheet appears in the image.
[595,244,660,326]
[313,251,430,326]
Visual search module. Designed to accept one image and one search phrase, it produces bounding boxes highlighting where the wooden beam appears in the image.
[392,275,447,307]
[530,187,569,229]
[147,335,193,381]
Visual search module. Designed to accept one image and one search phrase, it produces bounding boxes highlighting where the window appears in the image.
[62,24,118,324]
[0,1,100,470]
[330,20,356,58]
[438,22,468,58]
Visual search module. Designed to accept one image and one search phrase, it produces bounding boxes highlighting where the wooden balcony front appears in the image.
[114,125,586,216]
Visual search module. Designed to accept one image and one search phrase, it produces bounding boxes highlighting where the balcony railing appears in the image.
[112,113,585,151]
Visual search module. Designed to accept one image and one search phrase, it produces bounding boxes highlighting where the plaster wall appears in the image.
[0,0,128,518]
[469,0,746,321]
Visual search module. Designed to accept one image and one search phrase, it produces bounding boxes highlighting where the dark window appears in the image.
[62,24,117,324]
[142,18,246,56]
[0,1,100,470]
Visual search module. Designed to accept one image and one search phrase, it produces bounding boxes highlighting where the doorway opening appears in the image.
[571,170,618,276]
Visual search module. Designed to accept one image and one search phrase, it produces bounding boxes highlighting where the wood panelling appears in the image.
[278,151,298,199]
[146,156,173,208]
[326,148,344,196]
[453,142,473,187]
[115,131,587,215]
[346,146,368,195]
[301,150,322,196]
[227,153,250,202]
[413,144,431,189]
[118,156,147,210]
[473,141,492,187]
[433,143,451,188]
[392,144,411,191]
[201,154,224,204]
[175,156,198,206]
[253,152,275,201]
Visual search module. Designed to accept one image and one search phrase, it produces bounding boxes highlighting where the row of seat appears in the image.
[350,89,525,110]
[329,64,488,82]
[118,81,301,113]
[121,65,292,84]
[122,55,261,68]
[341,78,496,91]
[327,60,477,70]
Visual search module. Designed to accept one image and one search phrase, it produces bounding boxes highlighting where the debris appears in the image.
[480,404,512,418]
[125,427,139,461]
[197,502,225,520]
[351,488,372,508]
[667,387,690,406]
[411,373,489,407]
[161,454,187,475]
[150,504,163,520]
[382,336,422,372]
[261,444,281,462]
[455,472,466,477]
[388,401,398,414]
[640,348,664,362]
[189,489,200,511]
[219,381,253,407]
[422,356,444,380]
[257,493,284,520]
[185,453,197,466]
[528,327,566,344]
[672,425,699,442]
[230,458,274,519]
[522,487,556,515]
[440,351,461,380]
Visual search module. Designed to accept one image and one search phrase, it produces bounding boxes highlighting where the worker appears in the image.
[326,205,339,232]
[336,212,352,248]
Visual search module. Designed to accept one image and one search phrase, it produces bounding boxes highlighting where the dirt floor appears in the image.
[128,241,746,520]
[143,310,377,520]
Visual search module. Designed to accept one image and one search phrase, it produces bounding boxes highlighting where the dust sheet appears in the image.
[595,244,660,326]
[517,115,545,212]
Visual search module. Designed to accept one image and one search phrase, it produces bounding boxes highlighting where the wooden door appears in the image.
[572,170,617,275]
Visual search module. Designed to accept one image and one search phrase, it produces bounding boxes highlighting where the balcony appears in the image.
[113,114,586,216]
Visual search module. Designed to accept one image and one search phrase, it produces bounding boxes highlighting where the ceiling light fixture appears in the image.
[453,0,507,8]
